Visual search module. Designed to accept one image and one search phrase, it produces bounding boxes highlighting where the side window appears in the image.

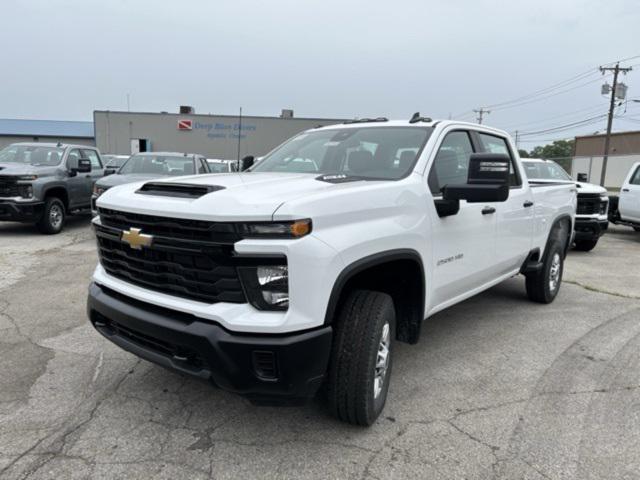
[630,166,640,185]
[66,149,81,167]
[477,133,521,186]
[82,149,102,169]
[428,131,474,194]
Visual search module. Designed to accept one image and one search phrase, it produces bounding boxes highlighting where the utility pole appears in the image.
[515,130,519,150]
[599,63,632,187]
[236,107,243,169]
[473,107,490,124]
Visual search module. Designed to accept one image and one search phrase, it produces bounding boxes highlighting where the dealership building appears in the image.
[94,108,344,159]
[572,130,640,189]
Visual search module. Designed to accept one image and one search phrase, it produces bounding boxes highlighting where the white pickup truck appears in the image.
[522,158,609,251]
[608,161,640,231]
[87,118,576,425]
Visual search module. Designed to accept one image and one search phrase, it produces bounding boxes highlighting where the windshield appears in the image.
[104,156,129,168]
[523,161,571,181]
[207,162,230,173]
[119,154,195,176]
[252,126,433,180]
[0,145,65,166]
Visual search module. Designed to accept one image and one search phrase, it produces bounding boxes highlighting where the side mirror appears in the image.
[68,157,92,175]
[240,155,255,171]
[104,167,117,176]
[435,153,511,217]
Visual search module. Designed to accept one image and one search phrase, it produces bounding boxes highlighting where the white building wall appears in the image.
[571,154,640,189]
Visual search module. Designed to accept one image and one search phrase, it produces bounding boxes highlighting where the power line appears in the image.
[517,114,608,137]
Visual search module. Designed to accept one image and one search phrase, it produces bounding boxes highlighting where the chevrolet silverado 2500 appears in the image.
[87,118,576,425]
[523,158,608,251]
[0,142,104,233]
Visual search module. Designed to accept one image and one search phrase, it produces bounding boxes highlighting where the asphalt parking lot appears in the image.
[0,219,639,480]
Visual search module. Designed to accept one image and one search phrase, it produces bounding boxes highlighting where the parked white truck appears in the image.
[523,158,609,251]
[87,118,576,425]
[608,161,640,231]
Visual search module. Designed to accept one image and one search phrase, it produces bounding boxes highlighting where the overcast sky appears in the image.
[2,0,640,148]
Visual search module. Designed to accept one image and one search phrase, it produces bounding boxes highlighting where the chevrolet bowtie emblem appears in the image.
[121,227,153,250]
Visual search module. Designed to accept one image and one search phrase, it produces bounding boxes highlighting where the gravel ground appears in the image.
[0,218,638,480]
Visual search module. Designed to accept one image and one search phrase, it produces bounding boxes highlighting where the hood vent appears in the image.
[136,182,225,198]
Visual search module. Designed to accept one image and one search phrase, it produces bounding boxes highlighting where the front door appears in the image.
[65,148,92,208]
[426,129,498,310]
[620,163,640,222]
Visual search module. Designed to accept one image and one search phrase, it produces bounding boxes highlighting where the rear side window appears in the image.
[428,130,474,194]
[630,166,640,185]
[477,133,521,186]
[82,149,102,169]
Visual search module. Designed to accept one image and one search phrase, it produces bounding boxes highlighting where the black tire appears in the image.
[634,227,640,232]
[574,238,598,251]
[525,240,564,304]
[326,290,396,426]
[36,197,65,234]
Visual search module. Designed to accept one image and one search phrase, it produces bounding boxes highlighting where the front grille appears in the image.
[98,208,242,244]
[577,193,607,215]
[0,177,19,198]
[95,208,248,304]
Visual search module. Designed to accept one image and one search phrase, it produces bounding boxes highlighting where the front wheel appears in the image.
[326,290,396,426]
[36,197,65,234]
[525,240,564,304]
[574,238,598,251]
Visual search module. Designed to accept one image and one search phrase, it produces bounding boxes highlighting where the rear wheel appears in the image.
[525,240,564,304]
[574,238,598,251]
[36,197,65,234]
[634,227,640,232]
[326,290,396,426]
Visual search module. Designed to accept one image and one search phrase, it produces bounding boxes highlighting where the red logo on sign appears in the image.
[178,119,192,130]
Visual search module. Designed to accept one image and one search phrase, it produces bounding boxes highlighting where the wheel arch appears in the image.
[324,249,426,344]
[548,214,573,257]
[42,186,69,211]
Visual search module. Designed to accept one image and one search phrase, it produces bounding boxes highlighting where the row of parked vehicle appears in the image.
[0,143,246,233]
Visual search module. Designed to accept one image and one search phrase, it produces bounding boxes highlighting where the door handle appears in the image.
[523,201,534,208]
[482,206,496,215]
[622,188,629,192]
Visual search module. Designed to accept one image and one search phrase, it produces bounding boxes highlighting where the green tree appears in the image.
[529,139,574,172]
[518,149,530,158]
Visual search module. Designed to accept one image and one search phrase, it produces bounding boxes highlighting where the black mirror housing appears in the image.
[467,153,511,185]
[240,155,255,171]
[68,157,91,174]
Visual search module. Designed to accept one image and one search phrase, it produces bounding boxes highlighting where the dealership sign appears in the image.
[177,119,193,130]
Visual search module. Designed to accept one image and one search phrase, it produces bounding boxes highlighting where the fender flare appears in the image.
[323,248,426,326]
[547,214,573,257]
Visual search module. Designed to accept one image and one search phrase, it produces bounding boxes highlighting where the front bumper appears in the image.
[87,282,333,404]
[0,200,44,222]
[574,217,608,241]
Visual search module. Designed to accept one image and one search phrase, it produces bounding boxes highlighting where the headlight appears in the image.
[237,219,311,238]
[93,185,107,197]
[17,175,38,181]
[238,264,289,310]
[17,184,34,199]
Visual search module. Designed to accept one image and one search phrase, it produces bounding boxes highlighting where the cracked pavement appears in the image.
[0,219,639,479]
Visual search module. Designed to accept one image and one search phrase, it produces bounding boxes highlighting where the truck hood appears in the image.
[575,181,607,195]
[96,173,170,189]
[97,172,376,221]
[0,163,58,177]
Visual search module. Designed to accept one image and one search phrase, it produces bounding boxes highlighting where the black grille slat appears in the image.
[98,208,240,244]
[577,193,608,215]
[96,209,247,304]
[0,177,19,198]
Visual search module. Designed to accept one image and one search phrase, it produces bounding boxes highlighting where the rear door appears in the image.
[475,132,534,274]
[426,129,498,309]
[620,163,640,222]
